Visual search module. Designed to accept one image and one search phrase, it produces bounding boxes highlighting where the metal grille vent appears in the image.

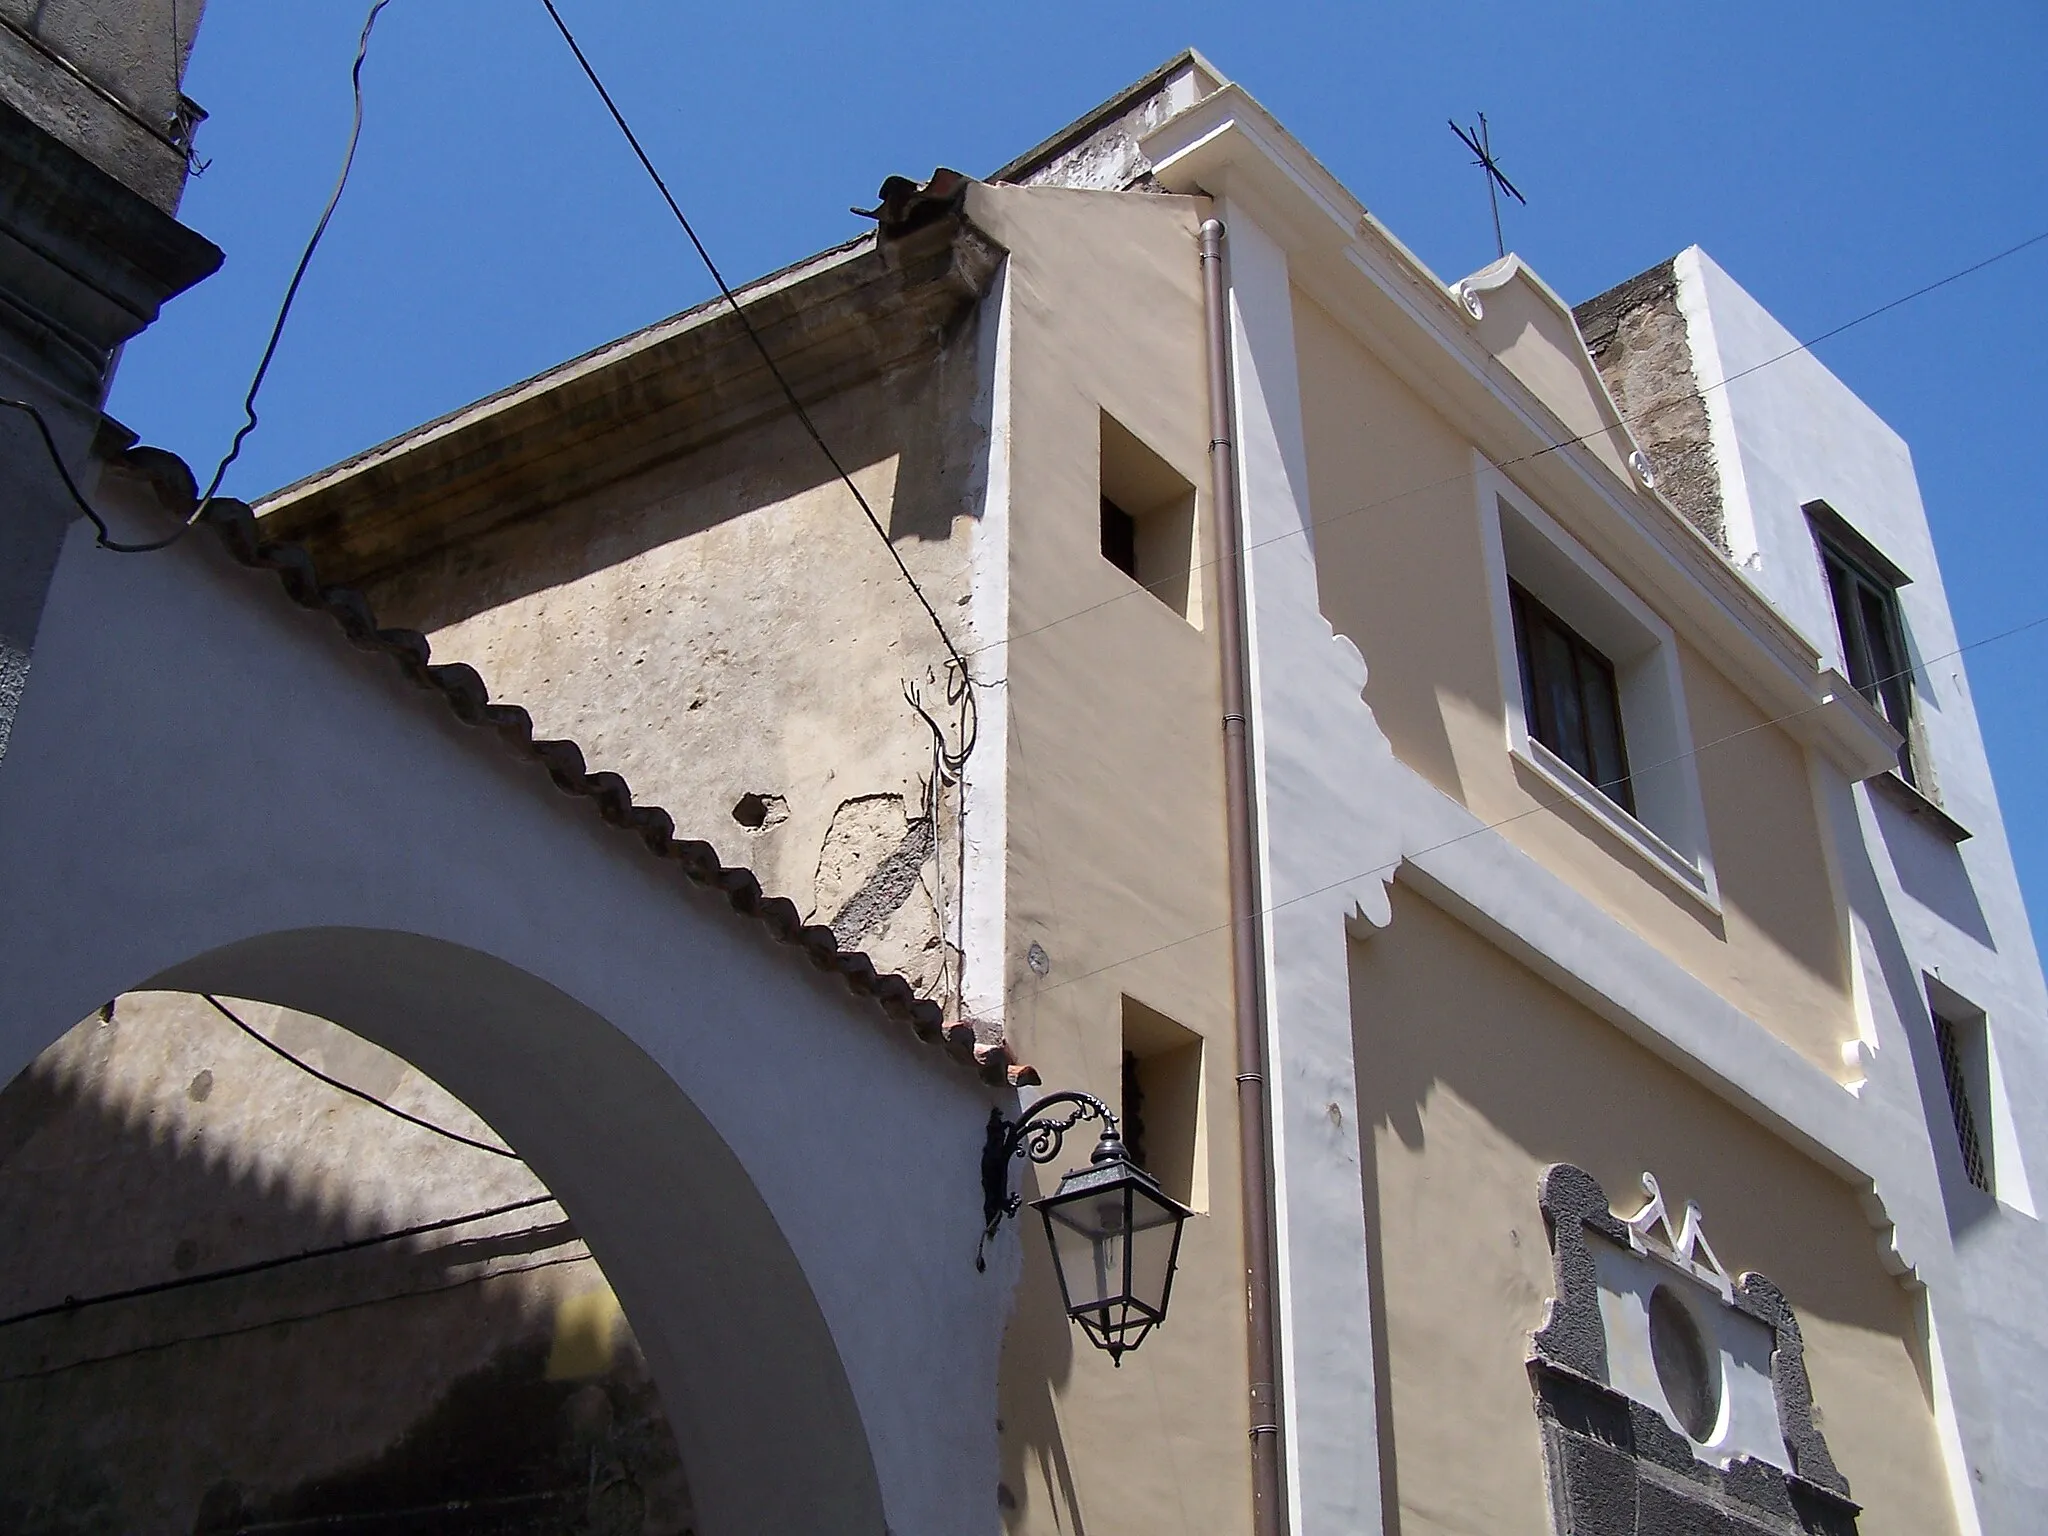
[1933,1014,1992,1194]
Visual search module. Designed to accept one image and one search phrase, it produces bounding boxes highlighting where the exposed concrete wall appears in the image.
[1289,285,1856,1072]
[0,0,203,213]
[1352,884,1958,1536]
[1575,261,1729,550]
[0,991,691,1535]
[961,181,1253,1536]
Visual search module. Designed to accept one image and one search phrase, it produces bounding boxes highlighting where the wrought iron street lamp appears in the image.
[980,1091,1193,1365]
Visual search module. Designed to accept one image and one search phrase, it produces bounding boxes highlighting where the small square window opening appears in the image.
[1098,412,1200,625]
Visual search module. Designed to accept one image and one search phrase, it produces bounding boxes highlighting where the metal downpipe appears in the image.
[1199,214,1286,1536]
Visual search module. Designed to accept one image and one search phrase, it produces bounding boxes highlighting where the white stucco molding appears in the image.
[1223,202,1402,1536]
[960,263,1014,1031]
[1448,254,1520,321]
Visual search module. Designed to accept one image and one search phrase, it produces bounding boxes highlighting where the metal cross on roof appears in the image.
[1449,113,1527,260]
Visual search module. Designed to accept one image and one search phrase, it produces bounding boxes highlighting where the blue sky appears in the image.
[111,1,2048,946]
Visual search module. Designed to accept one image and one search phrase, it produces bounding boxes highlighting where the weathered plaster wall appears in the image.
[0,0,202,212]
[361,351,982,1010]
[962,181,1254,1536]
[1352,885,1957,1536]
[0,991,690,1534]
[1289,286,1856,1073]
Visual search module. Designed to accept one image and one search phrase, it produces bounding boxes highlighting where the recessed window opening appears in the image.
[1482,478,1714,897]
[1930,997,1993,1195]
[1098,412,1200,625]
[1120,997,1206,1211]
[1510,581,1633,815]
[1808,501,1918,786]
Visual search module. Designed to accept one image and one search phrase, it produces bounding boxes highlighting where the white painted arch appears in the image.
[0,513,1012,1535]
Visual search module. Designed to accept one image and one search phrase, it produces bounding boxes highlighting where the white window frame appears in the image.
[1476,462,1720,909]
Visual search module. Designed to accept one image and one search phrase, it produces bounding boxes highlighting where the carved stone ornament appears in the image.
[1530,1164,1860,1536]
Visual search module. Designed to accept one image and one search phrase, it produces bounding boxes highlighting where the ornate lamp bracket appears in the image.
[977,1091,1121,1271]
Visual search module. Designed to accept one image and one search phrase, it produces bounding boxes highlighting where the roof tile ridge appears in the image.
[158,471,1036,1089]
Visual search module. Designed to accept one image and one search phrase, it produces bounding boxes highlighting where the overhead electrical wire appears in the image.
[962,224,2048,664]
[0,1194,560,1333]
[535,0,976,774]
[0,0,396,554]
[200,993,519,1160]
[0,1246,593,1385]
[1013,611,2048,1006]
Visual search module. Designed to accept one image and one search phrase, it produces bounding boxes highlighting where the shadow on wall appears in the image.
[0,993,693,1536]
[1873,794,1994,950]
[364,333,984,638]
[1348,883,1934,1534]
[996,1160,1084,1536]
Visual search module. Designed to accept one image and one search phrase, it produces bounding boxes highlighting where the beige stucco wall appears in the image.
[1291,287,1854,1074]
[965,181,1254,1535]
[362,353,982,1005]
[1352,884,1955,1536]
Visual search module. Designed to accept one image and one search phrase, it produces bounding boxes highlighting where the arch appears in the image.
[0,519,1010,1534]
[143,927,881,1536]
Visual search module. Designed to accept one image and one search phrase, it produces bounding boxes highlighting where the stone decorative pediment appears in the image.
[1530,1164,1858,1536]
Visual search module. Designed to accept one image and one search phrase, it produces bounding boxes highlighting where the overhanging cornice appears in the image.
[258,213,1003,589]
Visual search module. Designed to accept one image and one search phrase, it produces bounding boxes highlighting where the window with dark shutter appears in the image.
[1809,504,1918,785]
[1510,581,1634,815]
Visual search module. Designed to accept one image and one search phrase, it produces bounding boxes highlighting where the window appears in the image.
[1479,471,1717,904]
[1932,1003,1992,1195]
[1120,997,1205,1210]
[1510,582,1633,815]
[1098,412,1200,624]
[1808,502,1917,785]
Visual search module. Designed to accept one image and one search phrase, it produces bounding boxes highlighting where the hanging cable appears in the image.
[0,1194,559,1333]
[0,0,396,555]
[0,1247,591,1386]
[534,0,975,767]
[200,994,519,1160]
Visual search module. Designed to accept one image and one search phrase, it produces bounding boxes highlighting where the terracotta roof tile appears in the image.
[119,453,1036,1089]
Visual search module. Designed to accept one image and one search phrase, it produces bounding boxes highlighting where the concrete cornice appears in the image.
[0,99,218,399]
[258,213,1004,589]
[1138,88,1900,782]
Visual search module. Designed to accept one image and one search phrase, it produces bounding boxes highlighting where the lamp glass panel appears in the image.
[1125,1193,1182,1316]
[1045,1189,1131,1312]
